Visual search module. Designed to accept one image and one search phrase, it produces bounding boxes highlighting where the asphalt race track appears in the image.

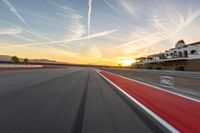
[0,67,170,133]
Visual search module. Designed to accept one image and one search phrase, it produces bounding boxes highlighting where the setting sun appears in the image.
[121,59,135,66]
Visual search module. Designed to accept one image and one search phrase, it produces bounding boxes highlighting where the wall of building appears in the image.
[133,59,200,71]
[185,59,200,71]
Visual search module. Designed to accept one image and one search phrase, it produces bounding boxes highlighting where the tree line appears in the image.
[11,56,29,64]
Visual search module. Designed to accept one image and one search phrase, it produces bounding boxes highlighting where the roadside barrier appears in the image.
[0,64,43,68]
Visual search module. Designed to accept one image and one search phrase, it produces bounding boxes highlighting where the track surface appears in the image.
[0,67,168,133]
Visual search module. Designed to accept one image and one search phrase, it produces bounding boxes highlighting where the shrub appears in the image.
[157,62,165,66]
[175,66,185,71]
[11,56,19,64]
[24,58,29,64]
[155,66,162,70]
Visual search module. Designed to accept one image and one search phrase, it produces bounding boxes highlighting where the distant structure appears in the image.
[134,40,200,71]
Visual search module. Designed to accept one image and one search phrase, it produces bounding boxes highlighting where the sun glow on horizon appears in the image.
[121,59,136,66]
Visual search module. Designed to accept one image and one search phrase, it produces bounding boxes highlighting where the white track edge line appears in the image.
[96,70,180,133]
[101,70,200,103]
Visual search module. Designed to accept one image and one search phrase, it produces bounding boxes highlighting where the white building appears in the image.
[165,40,200,60]
[135,40,200,71]
[136,40,200,63]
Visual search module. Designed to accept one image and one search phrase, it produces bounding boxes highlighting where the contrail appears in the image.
[0,19,36,42]
[13,34,35,42]
[104,0,119,14]
[115,32,165,48]
[88,0,93,36]
[1,0,56,43]
[0,19,71,48]
[11,30,118,47]
[2,0,34,32]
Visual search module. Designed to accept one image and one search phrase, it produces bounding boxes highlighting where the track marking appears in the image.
[71,73,90,133]
[96,70,179,133]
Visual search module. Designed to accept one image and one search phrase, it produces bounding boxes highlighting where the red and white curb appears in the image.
[96,70,179,133]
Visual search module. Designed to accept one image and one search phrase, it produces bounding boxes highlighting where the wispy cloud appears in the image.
[104,0,135,16]
[151,4,200,43]
[0,27,22,35]
[0,19,35,42]
[11,30,118,47]
[12,34,35,42]
[88,0,93,36]
[2,0,59,43]
[81,45,102,60]
[2,0,33,31]
[115,32,166,48]
[172,10,200,36]
[104,0,119,13]
[0,19,37,42]
[50,1,86,40]
[2,0,83,52]
[0,42,80,62]
[119,0,135,16]
[115,1,200,51]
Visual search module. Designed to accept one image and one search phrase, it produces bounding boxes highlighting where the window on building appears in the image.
[183,50,188,57]
[178,51,183,57]
[174,51,177,57]
[191,50,198,55]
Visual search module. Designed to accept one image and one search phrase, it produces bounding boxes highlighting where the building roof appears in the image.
[188,41,200,46]
[135,57,146,60]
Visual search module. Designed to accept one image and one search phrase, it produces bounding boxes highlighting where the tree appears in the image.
[11,56,19,64]
[24,58,29,64]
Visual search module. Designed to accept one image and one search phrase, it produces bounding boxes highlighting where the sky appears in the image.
[0,0,200,66]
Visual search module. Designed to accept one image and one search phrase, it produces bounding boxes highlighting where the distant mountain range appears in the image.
[0,55,60,64]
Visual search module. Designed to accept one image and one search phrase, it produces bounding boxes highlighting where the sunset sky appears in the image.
[0,0,200,66]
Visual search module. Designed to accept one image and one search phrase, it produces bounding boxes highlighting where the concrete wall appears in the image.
[0,64,43,68]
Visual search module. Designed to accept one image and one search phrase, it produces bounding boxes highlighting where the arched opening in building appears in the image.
[183,50,188,57]
[191,50,198,55]
[174,51,177,57]
[178,51,183,57]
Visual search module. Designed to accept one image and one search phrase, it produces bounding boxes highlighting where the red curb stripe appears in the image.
[100,71,200,133]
